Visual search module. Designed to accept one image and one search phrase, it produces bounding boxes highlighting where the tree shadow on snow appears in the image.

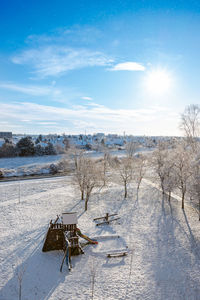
[182,209,200,260]
[0,238,68,300]
[141,187,200,299]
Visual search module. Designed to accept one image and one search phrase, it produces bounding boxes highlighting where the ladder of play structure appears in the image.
[60,236,72,272]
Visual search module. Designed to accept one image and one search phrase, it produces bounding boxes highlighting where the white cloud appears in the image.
[110,62,145,71]
[26,25,103,46]
[0,101,180,135]
[12,46,113,78]
[37,122,58,125]
[0,82,61,97]
[81,96,93,101]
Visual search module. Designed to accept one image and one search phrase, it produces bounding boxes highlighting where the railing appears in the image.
[50,223,77,231]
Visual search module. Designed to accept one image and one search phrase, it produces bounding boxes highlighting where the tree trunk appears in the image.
[199,197,200,221]
[161,182,165,195]
[124,182,127,198]
[137,178,142,191]
[85,195,89,211]
[103,160,106,186]
[168,191,171,202]
[81,190,84,200]
[182,191,185,209]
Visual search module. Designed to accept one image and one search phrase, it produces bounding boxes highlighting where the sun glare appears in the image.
[145,69,172,95]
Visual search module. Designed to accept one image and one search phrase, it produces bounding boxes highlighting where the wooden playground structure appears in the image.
[42,212,98,271]
[43,212,128,271]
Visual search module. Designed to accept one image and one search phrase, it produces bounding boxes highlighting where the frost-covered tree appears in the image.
[82,158,102,211]
[188,155,200,220]
[180,104,200,150]
[162,153,177,201]
[101,150,111,186]
[132,155,146,193]
[152,142,170,195]
[74,151,86,200]
[63,137,70,150]
[125,140,138,158]
[73,152,102,210]
[117,157,134,198]
[174,143,192,209]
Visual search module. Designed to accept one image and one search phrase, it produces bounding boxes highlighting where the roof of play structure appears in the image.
[62,212,78,225]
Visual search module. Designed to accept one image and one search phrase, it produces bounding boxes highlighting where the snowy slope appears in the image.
[0,155,64,169]
[0,176,200,300]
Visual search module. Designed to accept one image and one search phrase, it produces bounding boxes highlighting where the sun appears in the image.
[145,69,172,95]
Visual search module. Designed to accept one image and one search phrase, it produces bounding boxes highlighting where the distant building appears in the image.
[0,132,12,139]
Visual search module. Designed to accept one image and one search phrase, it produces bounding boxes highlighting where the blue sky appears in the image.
[0,0,200,135]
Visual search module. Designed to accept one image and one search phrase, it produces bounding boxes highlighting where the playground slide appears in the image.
[76,228,98,244]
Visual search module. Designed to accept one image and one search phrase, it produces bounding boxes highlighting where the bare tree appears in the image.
[103,150,111,186]
[79,157,103,211]
[74,155,103,211]
[188,155,200,220]
[71,147,84,171]
[97,149,111,187]
[125,140,138,159]
[117,157,134,198]
[180,104,200,150]
[162,154,177,202]
[132,155,146,193]
[174,143,192,209]
[152,143,169,195]
[73,152,86,200]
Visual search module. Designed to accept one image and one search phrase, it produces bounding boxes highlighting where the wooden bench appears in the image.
[107,251,128,258]
[96,217,120,226]
[93,213,118,221]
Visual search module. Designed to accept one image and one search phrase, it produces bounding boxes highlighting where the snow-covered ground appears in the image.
[0,155,66,178]
[0,176,200,300]
[0,148,153,178]
[0,154,65,169]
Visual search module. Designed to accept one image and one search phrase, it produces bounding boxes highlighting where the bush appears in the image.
[49,163,59,174]
[57,159,68,172]
[0,143,16,158]
[0,169,4,178]
[44,142,56,155]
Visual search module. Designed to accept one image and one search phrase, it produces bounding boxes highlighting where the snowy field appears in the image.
[0,176,200,300]
[0,148,153,178]
[0,155,65,169]
[0,155,66,178]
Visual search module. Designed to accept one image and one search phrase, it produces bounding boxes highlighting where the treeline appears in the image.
[0,136,56,158]
[151,104,200,219]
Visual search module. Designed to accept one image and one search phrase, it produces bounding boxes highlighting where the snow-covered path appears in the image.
[0,176,199,300]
